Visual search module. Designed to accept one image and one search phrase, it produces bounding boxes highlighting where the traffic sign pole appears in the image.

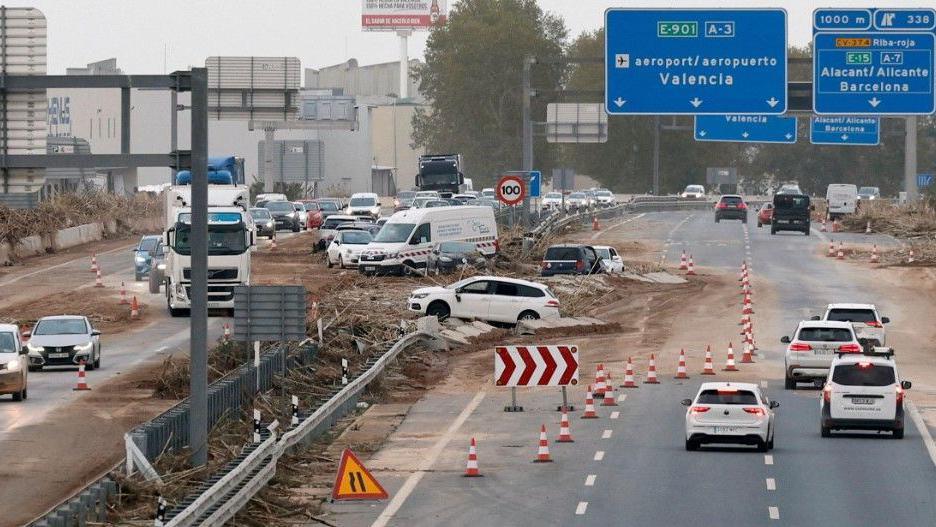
[906,116,918,201]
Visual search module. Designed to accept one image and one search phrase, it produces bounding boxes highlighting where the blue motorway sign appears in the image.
[528,170,541,198]
[919,173,934,189]
[694,115,797,143]
[812,8,936,115]
[810,116,880,145]
[605,9,788,115]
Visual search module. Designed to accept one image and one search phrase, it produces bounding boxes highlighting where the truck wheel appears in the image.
[169,307,189,318]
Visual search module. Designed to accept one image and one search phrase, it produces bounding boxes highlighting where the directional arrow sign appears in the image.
[495,345,579,387]
[694,115,797,143]
[605,9,788,115]
[811,116,881,145]
[813,31,935,115]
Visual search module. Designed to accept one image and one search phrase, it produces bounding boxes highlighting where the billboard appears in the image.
[362,0,447,31]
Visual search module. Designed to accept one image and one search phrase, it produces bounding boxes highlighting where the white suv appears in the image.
[408,276,560,325]
[821,349,910,439]
[816,303,889,347]
[783,321,861,389]
[682,382,778,452]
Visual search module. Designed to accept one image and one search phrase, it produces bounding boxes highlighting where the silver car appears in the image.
[25,315,102,371]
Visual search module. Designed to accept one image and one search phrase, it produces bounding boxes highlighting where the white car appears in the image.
[326,230,373,269]
[566,192,589,209]
[592,245,623,273]
[0,324,28,401]
[415,190,441,200]
[783,321,862,389]
[816,303,889,347]
[595,190,616,206]
[25,315,102,371]
[292,202,309,228]
[681,185,706,199]
[346,192,382,218]
[682,382,778,451]
[480,188,496,200]
[541,192,564,210]
[408,276,560,324]
[316,214,359,250]
[821,349,910,438]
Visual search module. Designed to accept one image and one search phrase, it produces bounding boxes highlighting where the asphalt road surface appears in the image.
[324,210,936,527]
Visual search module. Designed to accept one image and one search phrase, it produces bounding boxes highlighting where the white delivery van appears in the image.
[826,184,858,219]
[359,206,497,276]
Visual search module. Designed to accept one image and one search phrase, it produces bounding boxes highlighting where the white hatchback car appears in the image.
[592,245,623,273]
[326,230,373,269]
[682,382,778,451]
[816,303,889,347]
[783,321,861,389]
[408,276,560,324]
[821,349,910,439]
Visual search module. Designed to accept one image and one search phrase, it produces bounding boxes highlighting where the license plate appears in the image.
[852,397,876,405]
[48,352,69,358]
[777,219,788,224]
[713,426,738,434]
[363,266,377,272]
[815,348,833,355]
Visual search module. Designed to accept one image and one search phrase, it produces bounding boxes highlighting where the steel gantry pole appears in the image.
[189,67,209,467]
[905,116,918,202]
[521,55,535,228]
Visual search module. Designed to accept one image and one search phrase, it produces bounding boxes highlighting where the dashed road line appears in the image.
[760,380,768,389]
[585,474,596,487]
[907,400,936,468]
[610,411,620,420]
[601,429,612,439]
[575,502,588,515]
[768,506,780,520]
[766,478,776,491]
[617,394,627,402]
[0,242,135,287]
[764,454,774,465]
[590,213,645,240]
[594,451,605,461]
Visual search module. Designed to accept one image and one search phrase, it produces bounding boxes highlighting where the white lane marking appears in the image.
[764,454,774,465]
[766,478,776,491]
[372,391,486,527]
[585,474,596,487]
[594,451,605,461]
[590,213,645,240]
[602,429,613,439]
[0,243,134,287]
[155,346,168,353]
[610,411,620,420]
[575,502,588,515]
[907,400,936,468]
[617,394,627,403]
[760,380,768,389]
[768,506,780,520]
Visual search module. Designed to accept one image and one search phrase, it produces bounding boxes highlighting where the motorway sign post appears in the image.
[528,170,541,198]
[694,115,797,143]
[812,8,936,115]
[495,345,579,412]
[605,8,788,115]
[810,116,881,145]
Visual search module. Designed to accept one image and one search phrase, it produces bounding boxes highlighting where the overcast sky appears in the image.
[4,0,934,74]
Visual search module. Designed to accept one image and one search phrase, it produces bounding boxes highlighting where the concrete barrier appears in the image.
[0,220,122,265]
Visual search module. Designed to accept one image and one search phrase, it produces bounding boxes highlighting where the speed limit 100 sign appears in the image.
[496,175,526,206]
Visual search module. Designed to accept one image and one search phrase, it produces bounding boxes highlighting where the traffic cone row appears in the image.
[865,220,872,234]
[592,216,600,231]
[602,380,618,405]
[534,425,552,462]
[594,364,607,395]
[556,410,574,442]
[581,386,599,418]
[723,343,739,371]
[741,341,755,363]
[223,323,231,340]
[464,438,481,477]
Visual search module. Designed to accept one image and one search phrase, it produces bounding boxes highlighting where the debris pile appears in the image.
[839,202,936,238]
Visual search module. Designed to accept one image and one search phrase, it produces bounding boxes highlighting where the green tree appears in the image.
[412,0,567,187]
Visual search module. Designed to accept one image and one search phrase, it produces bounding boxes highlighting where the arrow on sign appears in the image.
[868,97,882,108]
[785,133,793,140]
[741,132,750,138]
[494,345,579,386]
[698,130,707,137]
[841,134,849,141]
[495,347,516,386]
[539,346,557,386]
[766,97,780,108]
[614,97,626,107]
[689,97,703,108]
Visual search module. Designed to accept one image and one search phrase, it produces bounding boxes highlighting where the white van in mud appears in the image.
[826,184,858,220]
[359,206,497,276]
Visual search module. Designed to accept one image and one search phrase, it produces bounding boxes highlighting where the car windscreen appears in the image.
[545,247,581,260]
[697,389,758,405]
[594,248,611,259]
[721,196,743,205]
[832,363,895,386]
[774,195,809,209]
[374,223,416,243]
[397,192,416,200]
[34,319,87,335]
[0,332,16,353]
[826,309,877,324]
[322,218,352,230]
[545,193,562,199]
[597,191,613,197]
[686,186,704,192]
[318,202,339,211]
[265,201,294,212]
[568,193,586,199]
[439,241,477,253]
[293,203,307,211]
[858,187,877,195]
[342,231,372,245]
[797,327,853,342]
[138,237,159,252]
[250,210,272,220]
[350,197,376,207]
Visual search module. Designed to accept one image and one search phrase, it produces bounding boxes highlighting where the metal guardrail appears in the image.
[29,478,116,527]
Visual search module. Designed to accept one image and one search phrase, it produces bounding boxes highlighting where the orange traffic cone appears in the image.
[832,219,839,233]
[534,425,552,462]
[556,410,574,442]
[701,346,716,375]
[223,323,231,340]
[723,343,739,371]
[743,294,754,315]
[741,341,754,363]
[827,240,836,257]
[870,244,879,263]
[686,255,696,276]
[73,360,91,391]
[271,237,278,251]
[865,220,872,234]
[464,438,481,477]
[594,364,607,395]
[820,219,827,232]
[94,269,104,288]
[119,282,129,304]
[621,357,638,389]
[581,386,599,419]
[837,242,845,260]
[592,216,600,231]
[90,254,98,272]
[908,248,915,264]
[130,296,140,320]
[679,250,689,270]
[644,354,660,384]
[674,349,689,379]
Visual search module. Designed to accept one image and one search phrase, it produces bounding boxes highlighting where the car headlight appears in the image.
[412,293,429,299]
[74,342,93,352]
[157,263,166,270]
[266,221,273,228]
[26,342,43,353]
[287,212,296,218]
[439,256,453,262]
[135,255,146,263]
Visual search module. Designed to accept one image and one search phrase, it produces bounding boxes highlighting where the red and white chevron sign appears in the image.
[495,345,579,387]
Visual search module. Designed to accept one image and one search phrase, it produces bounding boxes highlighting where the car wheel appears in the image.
[169,307,189,317]
[715,217,720,223]
[94,353,101,370]
[85,358,95,371]
[518,310,540,322]
[770,227,777,235]
[22,386,27,400]
[804,228,811,236]
[338,256,345,269]
[426,301,450,321]
[757,221,762,228]
[135,273,144,282]
[784,375,795,390]
[893,424,904,439]
[12,386,23,401]
[821,424,831,438]
[292,222,300,233]
[685,439,698,451]
[28,366,40,372]
[767,437,774,450]
[402,261,417,277]
[326,255,333,268]
[756,439,769,452]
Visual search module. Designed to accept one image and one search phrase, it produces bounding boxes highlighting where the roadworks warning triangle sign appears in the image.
[332,448,389,501]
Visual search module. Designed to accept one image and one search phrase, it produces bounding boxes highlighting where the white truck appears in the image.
[162,184,254,316]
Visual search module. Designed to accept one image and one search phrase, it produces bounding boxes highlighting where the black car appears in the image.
[258,200,301,232]
[771,194,811,236]
[249,208,276,239]
[427,241,487,274]
[714,195,748,223]
[541,244,604,277]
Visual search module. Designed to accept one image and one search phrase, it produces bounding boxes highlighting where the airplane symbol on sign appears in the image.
[615,54,629,68]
